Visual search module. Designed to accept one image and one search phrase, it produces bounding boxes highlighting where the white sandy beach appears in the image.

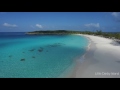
[69,34,120,78]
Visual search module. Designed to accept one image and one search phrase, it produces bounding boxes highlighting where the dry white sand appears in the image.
[69,34,120,78]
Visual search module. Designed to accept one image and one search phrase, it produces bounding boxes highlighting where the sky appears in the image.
[0,12,120,32]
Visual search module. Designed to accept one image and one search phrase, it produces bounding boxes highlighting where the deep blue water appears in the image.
[0,32,89,78]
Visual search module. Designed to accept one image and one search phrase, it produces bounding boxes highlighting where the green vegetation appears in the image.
[26,30,80,35]
[26,30,120,40]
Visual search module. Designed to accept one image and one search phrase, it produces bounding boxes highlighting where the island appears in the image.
[26,30,80,35]
[26,30,120,41]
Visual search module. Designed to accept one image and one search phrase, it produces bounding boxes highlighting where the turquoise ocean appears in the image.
[0,32,89,78]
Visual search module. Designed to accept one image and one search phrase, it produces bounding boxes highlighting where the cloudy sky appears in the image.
[0,12,120,32]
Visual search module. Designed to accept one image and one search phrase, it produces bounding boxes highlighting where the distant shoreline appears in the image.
[26,30,120,42]
[25,30,81,35]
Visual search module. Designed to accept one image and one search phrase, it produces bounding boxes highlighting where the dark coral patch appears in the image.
[32,56,35,58]
[9,55,12,58]
[38,49,43,52]
[38,47,43,52]
[20,58,25,61]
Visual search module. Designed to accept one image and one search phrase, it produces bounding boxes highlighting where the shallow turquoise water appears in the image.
[0,32,88,78]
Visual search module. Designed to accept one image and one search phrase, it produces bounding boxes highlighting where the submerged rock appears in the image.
[9,55,12,58]
[38,49,43,52]
[20,58,25,61]
[32,56,35,58]
[38,47,44,52]
[22,52,25,53]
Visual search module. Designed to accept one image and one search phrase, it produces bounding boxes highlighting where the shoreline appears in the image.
[59,34,91,78]
[65,34,120,78]
[24,33,120,78]
[76,34,120,78]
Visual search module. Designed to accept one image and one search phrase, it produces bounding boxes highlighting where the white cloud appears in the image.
[85,23,100,28]
[111,12,120,22]
[36,24,42,28]
[111,12,119,17]
[3,23,17,27]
